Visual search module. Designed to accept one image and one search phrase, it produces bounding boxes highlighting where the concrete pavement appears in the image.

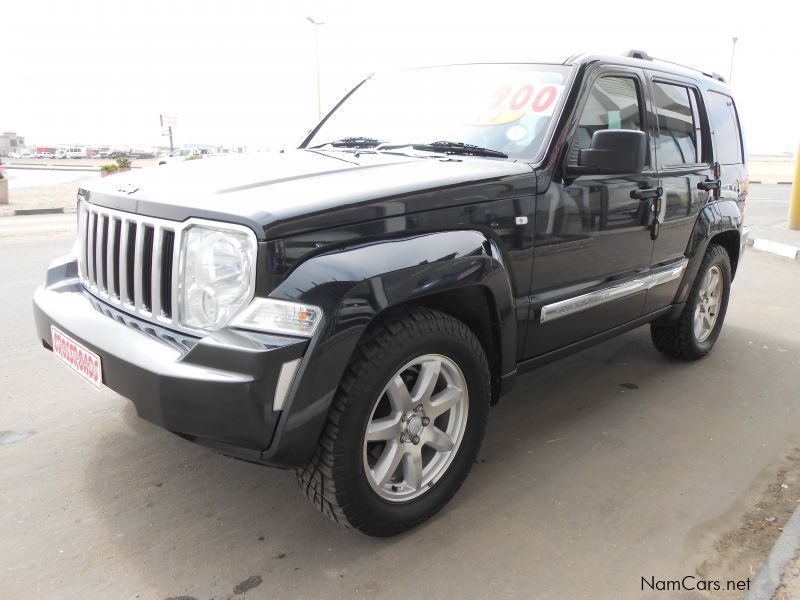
[2,228,800,599]
[0,213,77,237]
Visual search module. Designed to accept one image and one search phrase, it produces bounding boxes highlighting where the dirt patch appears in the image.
[748,158,795,184]
[5,174,97,210]
[775,551,800,600]
[697,448,800,598]
[232,575,263,595]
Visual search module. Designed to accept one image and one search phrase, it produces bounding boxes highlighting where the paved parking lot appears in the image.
[2,220,800,599]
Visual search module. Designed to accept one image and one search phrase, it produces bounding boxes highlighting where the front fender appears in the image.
[262,230,515,466]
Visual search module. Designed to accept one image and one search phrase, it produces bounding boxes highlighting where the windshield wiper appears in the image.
[311,136,385,149]
[380,140,508,159]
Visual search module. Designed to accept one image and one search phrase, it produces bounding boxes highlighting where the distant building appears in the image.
[0,131,25,156]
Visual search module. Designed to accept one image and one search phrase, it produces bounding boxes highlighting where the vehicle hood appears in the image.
[80,150,532,239]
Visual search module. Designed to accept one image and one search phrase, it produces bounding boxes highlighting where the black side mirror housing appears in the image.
[570,129,646,176]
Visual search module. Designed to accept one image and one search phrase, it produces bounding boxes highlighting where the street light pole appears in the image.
[306,16,325,121]
[729,37,738,84]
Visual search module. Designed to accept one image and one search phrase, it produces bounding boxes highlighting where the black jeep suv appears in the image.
[34,51,747,536]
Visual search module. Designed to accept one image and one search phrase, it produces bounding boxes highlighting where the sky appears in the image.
[2,0,798,155]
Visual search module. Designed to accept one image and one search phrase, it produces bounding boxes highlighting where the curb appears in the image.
[749,238,800,260]
[744,501,800,600]
[4,165,143,173]
[0,206,77,217]
[5,165,100,173]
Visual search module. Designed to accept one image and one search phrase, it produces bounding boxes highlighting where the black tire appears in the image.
[296,305,491,536]
[650,243,732,360]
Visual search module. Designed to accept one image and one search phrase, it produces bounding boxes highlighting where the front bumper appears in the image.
[33,258,308,465]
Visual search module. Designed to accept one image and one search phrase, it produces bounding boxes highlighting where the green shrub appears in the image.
[101,163,119,173]
[115,157,131,168]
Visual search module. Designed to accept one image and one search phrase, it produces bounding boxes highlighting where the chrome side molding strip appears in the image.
[646,261,687,289]
[540,259,688,323]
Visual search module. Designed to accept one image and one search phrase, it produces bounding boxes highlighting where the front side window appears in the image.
[306,64,573,160]
[652,82,699,166]
[706,91,743,165]
[570,76,643,164]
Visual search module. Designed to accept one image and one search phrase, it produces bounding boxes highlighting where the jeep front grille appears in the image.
[78,201,180,325]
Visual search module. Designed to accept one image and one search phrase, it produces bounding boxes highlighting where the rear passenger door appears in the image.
[644,74,713,313]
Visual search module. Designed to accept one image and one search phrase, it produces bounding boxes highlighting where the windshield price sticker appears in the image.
[466,81,565,126]
[492,83,562,115]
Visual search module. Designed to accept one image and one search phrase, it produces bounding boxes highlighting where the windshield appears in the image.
[306,63,573,160]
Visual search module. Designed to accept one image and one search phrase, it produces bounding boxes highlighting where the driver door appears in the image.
[524,66,658,358]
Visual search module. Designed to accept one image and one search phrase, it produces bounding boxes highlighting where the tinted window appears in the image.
[570,76,642,163]
[706,91,743,164]
[652,82,698,165]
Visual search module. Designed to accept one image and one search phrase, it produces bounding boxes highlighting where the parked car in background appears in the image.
[7,150,33,159]
[94,148,127,159]
[56,147,88,159]
[35,148,57,159]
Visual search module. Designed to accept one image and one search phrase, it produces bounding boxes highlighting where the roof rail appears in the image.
[626,49,651,61]
[623,50,726,83]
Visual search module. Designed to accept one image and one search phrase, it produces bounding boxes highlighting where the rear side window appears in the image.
[706,91,743,164]
[569,76,642,164]
[652,82,699,166]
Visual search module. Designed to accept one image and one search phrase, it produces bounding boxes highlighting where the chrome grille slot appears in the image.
[94,213,105,290]
[80,206,90,282]
[125,221,137,305]
[141,226,154,312]
[110,218,121,298]
[161,230,175,318]
[99,215,110,291]
[86,211,97,285]
[77,201,182,328]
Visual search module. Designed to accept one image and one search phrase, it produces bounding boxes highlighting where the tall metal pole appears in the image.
[729,37,738,84]
[307,17,325,121]
[168,126,174,153]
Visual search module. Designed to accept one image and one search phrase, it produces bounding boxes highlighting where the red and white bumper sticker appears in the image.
[51,326,103,390]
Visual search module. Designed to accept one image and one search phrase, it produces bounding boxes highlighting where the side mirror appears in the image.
[571,129,646,176]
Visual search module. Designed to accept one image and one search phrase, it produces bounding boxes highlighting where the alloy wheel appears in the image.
[362,354,469,502]
[693,264,723,342]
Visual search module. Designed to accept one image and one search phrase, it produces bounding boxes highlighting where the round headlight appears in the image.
[178,225,257,331]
